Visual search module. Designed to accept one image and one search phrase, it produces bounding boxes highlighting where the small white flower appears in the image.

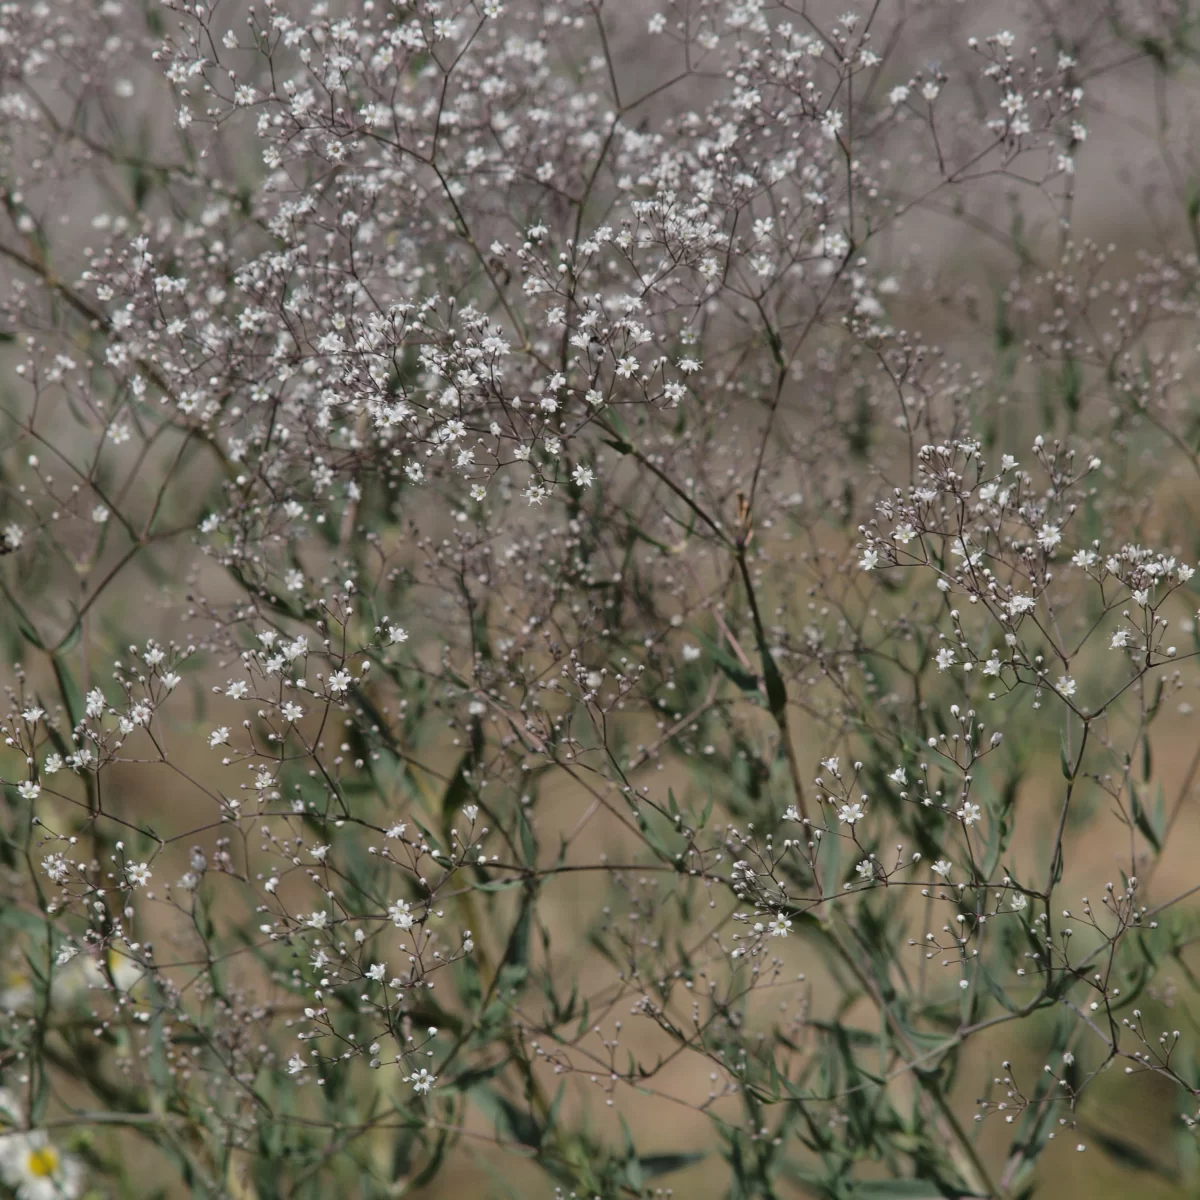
[389,899,415,929]
[935,648,955,671]
[682,643,702,662]
[858,548,880,571]
[16,781,40,801]
[407,1067,437,1094]
[1037,523,1062,551]
[5,1133,83,1199]
[888,767,907,786]
[1056,675,1077,698]
[767,914,792,938]
[821,108,844,139]
[388,625,409,645]
[127,862,151,887]
[91,505,110,524]
[932,859,952,879]
[209,726,230,747]
[959,802,982,825]
[305,911,328,929]
[1111,629,1129,650]
[1010,891,1028,911]
[838,802,864,825]
[281,701,304,723]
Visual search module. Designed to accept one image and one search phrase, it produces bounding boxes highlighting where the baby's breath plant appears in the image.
[3,0,1200,1196]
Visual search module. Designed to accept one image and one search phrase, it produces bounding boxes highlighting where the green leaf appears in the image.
[637,1151,705,1179]
[1130,781,1165,854]
[1080,1124,1178,1182]
[848,1182,954,1199]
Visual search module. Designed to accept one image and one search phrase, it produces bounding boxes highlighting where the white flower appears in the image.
[407,1067,437,1094]
[888,767,907,786]
[1111,629,1129,649]
[327,670,352,694]
[1056,675,1077,697]
[1072,549,1098,569]
[3,1133,83,1200]
[982,653,1002,677]
[838,802,864,825]
[389,899,415,929]
[767,914,792,937]
[959,802,982,825]
[281,701,304,723]
[366,962,387,983]
[1007,595,1036,617]
[386,823,407,840]
[287,1054,306,1075]
[91,505,110,524]
[388,625,409,645]
[858,548,880,571]
[126,863,151,888]
[571,464,594,489]
[932,859,952,879]
[682,643,702,662]
[209,726,230,747]
[1037,523,1062,551]
[935,648,955,671]
[16,782,39,802]
[305,911,328,929]
[1010,892,1028,911]
[889,85,910,105]
[821,108,844,139]
[821,756,840,776]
